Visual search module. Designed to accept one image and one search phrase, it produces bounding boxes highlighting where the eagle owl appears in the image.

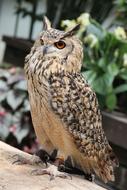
[24,17,118,183]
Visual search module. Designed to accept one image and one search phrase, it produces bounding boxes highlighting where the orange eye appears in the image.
[40,39,44,45]
[54,41,66,49]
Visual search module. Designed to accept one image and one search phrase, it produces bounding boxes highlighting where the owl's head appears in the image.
[34,17,83,73]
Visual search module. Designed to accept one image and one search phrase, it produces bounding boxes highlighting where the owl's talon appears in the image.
[12,154,42,166]
[58,164,65,172]
[31,164,72,180]
[12,154,28,165]
[35,149,51,166]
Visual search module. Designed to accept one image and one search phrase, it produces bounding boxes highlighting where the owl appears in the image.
[24,16,118,183]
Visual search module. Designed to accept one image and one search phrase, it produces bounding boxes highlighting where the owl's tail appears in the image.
[93,145,119,183]
[72,145,119,183]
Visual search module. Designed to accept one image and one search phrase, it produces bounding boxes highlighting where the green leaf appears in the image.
[114,84,127,93]
[119,68,127,80]
[14,80,27,91]
[6,90,26,110]
[23,99,30,112]
[0,81,8,102]
[87,22,105,40]
[98,58,107,71]
[14,124,29,143]
[0,69,10,79]
[92,73,114,95]
[12,112,22,123]
[7,74,23,85]
[82,70,97,85]
[93,77,106,95]
[0,92,7,102]
[107,63,119,77]
[0,80,8,90]
[106,93,117,110]
[0,113,12,139]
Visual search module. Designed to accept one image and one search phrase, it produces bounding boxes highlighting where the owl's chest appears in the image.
[26,74,72,151]
[27,72,48,113]
[27,76,53,137]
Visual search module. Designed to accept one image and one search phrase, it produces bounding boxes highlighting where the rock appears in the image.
[0,141,107,190]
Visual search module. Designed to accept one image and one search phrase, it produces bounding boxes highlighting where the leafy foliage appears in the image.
[62,13,127,111]
[46,0,114,28]
[114,0,127,26]
[0,67,38,153]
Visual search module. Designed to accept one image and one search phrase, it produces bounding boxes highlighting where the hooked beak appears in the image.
[43,46,48,56]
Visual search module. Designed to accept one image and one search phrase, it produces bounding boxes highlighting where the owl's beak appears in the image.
[43,46,48,56]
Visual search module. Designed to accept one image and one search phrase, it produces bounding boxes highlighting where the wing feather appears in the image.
[48,72,118,182]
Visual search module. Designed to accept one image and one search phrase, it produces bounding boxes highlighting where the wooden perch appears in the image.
[0,141,107,190]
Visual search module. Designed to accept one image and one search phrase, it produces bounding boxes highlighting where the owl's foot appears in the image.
[12,149,51,166]
[12,154,43,166]
[35,149,51,166]
[31,164,72,180]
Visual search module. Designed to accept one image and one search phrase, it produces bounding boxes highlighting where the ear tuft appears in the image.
[63,24,80,38]
[43,16,51,30]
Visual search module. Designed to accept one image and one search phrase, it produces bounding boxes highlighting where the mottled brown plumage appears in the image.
[24,17,118,183]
